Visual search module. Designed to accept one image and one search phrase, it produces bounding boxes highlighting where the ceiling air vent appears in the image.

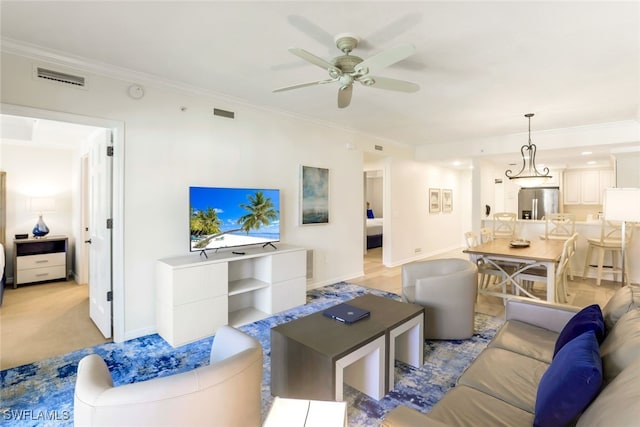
[34,66,87,89]
[213,108,235,119]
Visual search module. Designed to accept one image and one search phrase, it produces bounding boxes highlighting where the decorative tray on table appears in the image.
[509,239,531,248]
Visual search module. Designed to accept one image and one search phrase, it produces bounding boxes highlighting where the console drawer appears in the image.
[16,265,67,284]
[17,252,66,269]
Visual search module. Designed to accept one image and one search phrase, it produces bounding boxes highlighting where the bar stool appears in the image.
[582,220,634,286]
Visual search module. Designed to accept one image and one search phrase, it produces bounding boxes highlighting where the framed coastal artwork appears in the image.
[442,189,453,213]
[300,165,329,225]
[429,188,441,213]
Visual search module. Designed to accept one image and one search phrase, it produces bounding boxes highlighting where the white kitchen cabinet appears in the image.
[599,169,613,195]
[156,244,306,347]
[580,170,601,204]
[563,171,581,204]
[563,169,613,205]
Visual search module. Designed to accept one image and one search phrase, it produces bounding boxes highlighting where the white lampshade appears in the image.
[603,188,640,222]
[29,197,56,213]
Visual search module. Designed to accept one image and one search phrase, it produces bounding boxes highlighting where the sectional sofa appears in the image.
[383,286,640,426]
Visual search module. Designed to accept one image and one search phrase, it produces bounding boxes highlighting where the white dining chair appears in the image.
[518,233,578,303]
[465,231,502,290]
[539,213,577,280]
[480,227,494,243]
[540,213,576,240]
[493,212,517,239]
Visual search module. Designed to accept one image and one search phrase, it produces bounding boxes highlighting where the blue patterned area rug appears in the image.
[0,282,503,426]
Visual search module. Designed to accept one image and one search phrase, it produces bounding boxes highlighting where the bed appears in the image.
[366,218,383,249]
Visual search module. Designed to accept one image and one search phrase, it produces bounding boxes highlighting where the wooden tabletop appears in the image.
[463,238,565,263]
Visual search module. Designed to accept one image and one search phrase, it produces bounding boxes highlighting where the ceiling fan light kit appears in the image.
[505,113,553,188]
[273,33,420,108]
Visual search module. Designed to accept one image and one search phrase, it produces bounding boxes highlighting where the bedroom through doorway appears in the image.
[365,169,384,256]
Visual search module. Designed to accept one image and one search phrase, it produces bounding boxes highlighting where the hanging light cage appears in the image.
[505,113,552,183]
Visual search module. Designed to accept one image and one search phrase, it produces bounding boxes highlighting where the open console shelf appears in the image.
[156,244,306,347]
[228,278,270,296]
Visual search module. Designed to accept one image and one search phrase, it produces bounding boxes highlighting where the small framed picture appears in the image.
[442,189,453,213]
[429,188,441,213]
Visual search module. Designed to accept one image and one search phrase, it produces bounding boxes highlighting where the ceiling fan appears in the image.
[273,33,420,108]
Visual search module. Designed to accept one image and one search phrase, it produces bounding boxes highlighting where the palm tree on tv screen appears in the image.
[190,207,222,237]
[192,191,278,249]
[238,191,278,233]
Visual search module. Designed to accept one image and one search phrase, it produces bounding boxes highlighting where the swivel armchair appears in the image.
[402,258,478,339]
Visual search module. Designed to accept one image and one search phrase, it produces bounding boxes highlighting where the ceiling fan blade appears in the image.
[354,43,416,75]
[288,47,341,75]
[337,85,353,109]
[273,79,335,93]
[364,76,420,93]
[287,16,335,49]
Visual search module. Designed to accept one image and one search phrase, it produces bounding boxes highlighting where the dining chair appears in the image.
[539,213,577,280]
[492,212,517,239]
[488,218,525,288]
[480,227,494,243]
[464,231,504,289]
[518,233,578,303]
[582,220,634,286]
[541,213,576,240]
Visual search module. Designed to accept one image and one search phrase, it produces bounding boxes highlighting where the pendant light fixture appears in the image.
[505,113,552,187]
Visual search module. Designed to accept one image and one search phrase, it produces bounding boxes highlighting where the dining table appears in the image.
[463,238,565,303]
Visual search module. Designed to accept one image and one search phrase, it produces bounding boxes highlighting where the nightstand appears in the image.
[13,236,68,288]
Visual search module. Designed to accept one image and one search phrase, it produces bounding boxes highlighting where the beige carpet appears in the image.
[0,281,110,370]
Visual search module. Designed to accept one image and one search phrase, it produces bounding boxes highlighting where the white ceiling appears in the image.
[1,1,638,169]
[0,114,103,148]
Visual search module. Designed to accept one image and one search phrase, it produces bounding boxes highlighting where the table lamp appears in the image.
[603,188,640,287]
[29,197,56,238]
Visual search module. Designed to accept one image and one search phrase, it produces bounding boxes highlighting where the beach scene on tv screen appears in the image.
[190,187,280,251]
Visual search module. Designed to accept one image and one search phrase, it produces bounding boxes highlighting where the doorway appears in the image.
[0,103,124,360]
[363,152,387,270]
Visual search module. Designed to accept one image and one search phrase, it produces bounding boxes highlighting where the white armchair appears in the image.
[74,325,263,427]
[402,258,478,340]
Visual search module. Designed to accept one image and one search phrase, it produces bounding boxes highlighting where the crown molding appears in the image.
[2,37,413,152]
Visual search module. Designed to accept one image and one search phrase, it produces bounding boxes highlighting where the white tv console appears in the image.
[156,244,307,347]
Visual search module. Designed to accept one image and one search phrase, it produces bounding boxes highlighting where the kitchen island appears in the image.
[481,219,640,285]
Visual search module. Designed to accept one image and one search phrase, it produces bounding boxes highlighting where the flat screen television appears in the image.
[189,186,280,252]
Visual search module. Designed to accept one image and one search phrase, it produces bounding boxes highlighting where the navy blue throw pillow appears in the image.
[554,304,605,357]
[534,330,603,427]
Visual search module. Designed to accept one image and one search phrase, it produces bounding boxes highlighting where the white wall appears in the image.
[616,151,640,187]
[1,52,367,339]
[1,51,477,340]
[384,157,465,266]
[1,143,76,278]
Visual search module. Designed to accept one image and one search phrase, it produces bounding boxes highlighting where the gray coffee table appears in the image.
[270,294,424,401]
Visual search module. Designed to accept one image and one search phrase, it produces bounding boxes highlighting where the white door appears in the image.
[78,155,90,285]
[88,128,113,338]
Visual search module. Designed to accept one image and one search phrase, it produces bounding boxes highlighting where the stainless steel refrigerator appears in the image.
[518,187,559,220]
